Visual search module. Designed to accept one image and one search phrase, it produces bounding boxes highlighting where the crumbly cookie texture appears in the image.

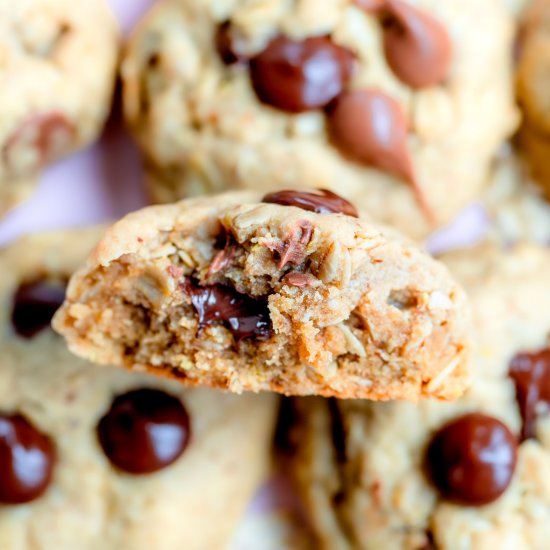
[0,229,277,550]
[517,0,550,200]
[122,0,517,239]
[53,191,470,400]
[290,243,550,550]
[0,0,118,215]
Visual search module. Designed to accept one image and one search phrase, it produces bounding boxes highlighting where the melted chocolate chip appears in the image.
[0,414,55,504]
[263,220,314,270]
[97,389,190,475]
[379,0,452,88]
[426,413,517,506]
[215,22,246,65]
[250,36,354,112]
[183,280,272,342]
[208,232,239,276]
[509,348,550,441]
[3,112,75,173]
[327,89,414,183]
[262,189,358,217]
[11,280,66,338]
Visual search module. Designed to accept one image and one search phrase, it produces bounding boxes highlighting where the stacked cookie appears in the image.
[3,0,550,549]
[0,0,118,215]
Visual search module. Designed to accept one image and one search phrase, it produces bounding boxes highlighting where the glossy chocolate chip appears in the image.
[250,36,354,112]
[0,414,55,504]
[183,280,272,342]
[262,189,358,217]
[509,348,550,441]
[379,0,452,88]
[97,389,190,475]
[426,413,517,506]
[262,219,314,269]
[327,89,414,182]
[11,280,66,338]
[3,112,75,172]
[215,22,246,65]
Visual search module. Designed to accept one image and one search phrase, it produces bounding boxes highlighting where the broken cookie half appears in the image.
[54,189,471,401]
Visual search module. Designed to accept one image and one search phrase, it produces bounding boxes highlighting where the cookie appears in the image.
[516,0,550,201]
[0,228,277,550]
[484,149,550,245]
[0,0,118,215]
[53,190,471,401]
[121,0,517,239]
[290,243,550,550]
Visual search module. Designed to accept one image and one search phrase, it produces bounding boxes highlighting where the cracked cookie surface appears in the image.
[54,190,471,400]
[0,228,277,550]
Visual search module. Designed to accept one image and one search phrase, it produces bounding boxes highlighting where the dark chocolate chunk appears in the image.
[183,280,272,342]
[509,348,550,441]
[11,280,66,338]
[262,189,358,217]
[0,414,55,504]
[425,413,517,506]
[250,36,354,112]
[97,389,191,475]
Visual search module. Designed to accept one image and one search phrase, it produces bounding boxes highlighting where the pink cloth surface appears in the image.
[0,1,489,546]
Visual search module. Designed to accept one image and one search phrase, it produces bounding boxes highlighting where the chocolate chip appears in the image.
[263,219,314,270]
[0,414,55,504]
[11,280,66,338]
[215,22,246,65]
[327,89,414,183]
[3,112,75,173]
[379,0,451,88]
[250,36,354,113]
[509,348,550,441]
[262,189,358,217]
[425,413,517,506]
[283,272,318,287]
[97,389,190,475]
[208,232,239,276]
[183,280,272,342]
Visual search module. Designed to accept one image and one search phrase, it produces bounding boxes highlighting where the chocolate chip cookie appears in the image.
[53,190,471,401]
[122,0,518,238]
[517,0,550,202]
[290,243,550,550]
[0,0,118,216]
[0,228,277,550]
